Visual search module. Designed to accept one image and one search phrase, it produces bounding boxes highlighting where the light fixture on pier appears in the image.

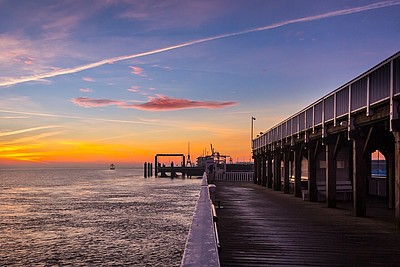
[251,116,256,151]
[251,116,256,139]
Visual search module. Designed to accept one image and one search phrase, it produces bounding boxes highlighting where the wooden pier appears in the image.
[156,165,204,177]
[215,181,400,266]
[252,51,400,227]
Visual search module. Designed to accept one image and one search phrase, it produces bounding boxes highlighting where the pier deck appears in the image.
[215,182,400,266]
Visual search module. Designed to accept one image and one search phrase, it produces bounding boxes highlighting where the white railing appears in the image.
[180,173,220,267]
[215,171,254,182]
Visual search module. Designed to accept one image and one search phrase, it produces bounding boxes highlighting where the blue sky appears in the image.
[0,0,399,166]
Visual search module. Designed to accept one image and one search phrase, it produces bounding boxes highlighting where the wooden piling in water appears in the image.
[148,163,152,177]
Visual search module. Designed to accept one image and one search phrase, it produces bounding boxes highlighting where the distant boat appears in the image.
[110,164,115,170]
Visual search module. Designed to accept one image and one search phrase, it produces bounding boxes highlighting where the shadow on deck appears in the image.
[215,182,400,266]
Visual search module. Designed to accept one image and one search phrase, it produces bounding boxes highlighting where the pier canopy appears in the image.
[252,51,400,150]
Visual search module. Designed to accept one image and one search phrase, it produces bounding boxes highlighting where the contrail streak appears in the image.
[1,0,399,87]
[0,109,163,125]
[0,125,60,137]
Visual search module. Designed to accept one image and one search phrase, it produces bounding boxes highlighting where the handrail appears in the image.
[215,171,254,182]
[180,173,220,267]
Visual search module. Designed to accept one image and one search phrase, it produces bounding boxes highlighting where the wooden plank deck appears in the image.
[215,182,400,266]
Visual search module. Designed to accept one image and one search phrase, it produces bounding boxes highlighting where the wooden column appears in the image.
[257,156,262,185]
[155,156,158,177]
[308,145,318,202]
[394,131,400,229]
[267,152,273,188]
[274,151,281,191]
[388,152,395,209]
[262,154,267,187]
[253,156,258,184]
[294,148,302,197]
[326,142,337,208]
[353,135,368,217]
[283,149,290,194]
[149,163,152,177]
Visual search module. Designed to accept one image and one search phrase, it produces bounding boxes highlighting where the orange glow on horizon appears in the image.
[0,135,253,167]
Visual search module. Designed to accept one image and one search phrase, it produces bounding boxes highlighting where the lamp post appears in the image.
[251,116,256,149]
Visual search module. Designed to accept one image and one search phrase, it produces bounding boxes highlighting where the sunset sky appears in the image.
[1,0,400,167]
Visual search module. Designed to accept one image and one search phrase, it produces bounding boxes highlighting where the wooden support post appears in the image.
[283,150,290,194]
[294,148,302,198]
[388,153,395,210]
[308,146,318,202]
[262,154,267,187]
[144,162,148,178]
[394,131,400,229]
[326,141,337,208]
[155,156,158,177]
[257,156,262,185]
[267,153,273,188]
[148,163,152,177]
[353,135,368,217]
[253,156,257,184]
[274,151,281,191]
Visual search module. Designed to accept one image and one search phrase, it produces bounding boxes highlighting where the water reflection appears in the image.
[0,168,201,266]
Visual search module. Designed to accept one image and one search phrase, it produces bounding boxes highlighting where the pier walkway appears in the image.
[215,182,400,266]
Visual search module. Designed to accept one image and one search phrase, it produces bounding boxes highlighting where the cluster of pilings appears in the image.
[144,162,153,178]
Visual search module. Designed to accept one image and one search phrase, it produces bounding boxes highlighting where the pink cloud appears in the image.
[70,97,125,108]
[82,77,94,82]
[129,66,146,77]
[127,86,140,92]
[129,95,237,111]
[70,95,237,111]
[13,56,34,65]
[79,88,93,93]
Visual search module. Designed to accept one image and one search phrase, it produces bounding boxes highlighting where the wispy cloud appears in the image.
[79,88,93,93]
[118,1,217,28]
[0,109,160,125]
[70,97,125,108]
[127,85,140,92]
[129,66,146,77]
[13,55,34,65]
[70,95,238,111]
[0,151,47,162]
[0,131,63,145]
[1,116,30,119]
[0,125,61,137]
[1,0,399,87]
[0,34,54,77]
[82,77,94,82]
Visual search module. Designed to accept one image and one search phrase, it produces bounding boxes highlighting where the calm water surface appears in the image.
[0,168,201,266]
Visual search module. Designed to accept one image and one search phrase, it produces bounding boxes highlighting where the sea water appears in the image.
[0,168,201,266]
